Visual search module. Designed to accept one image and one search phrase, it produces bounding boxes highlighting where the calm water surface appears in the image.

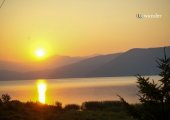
[0,76,159,105]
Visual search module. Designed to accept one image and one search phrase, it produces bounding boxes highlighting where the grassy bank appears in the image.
[0,95,134,120]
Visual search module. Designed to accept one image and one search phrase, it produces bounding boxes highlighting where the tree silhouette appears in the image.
[119,48,170,120]
[55,101,62,110]
[1,94,11,103]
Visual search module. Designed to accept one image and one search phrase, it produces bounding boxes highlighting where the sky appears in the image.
[0,0,170,62]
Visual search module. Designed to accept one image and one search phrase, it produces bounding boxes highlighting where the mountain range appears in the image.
[0,46,169,80]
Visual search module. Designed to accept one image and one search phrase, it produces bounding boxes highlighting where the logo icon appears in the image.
[136,13,162,19]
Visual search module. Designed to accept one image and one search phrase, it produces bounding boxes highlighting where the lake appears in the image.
[0,76,160,105]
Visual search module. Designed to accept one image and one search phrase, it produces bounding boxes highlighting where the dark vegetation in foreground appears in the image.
[0,94,134,120]
[120,48,170,120]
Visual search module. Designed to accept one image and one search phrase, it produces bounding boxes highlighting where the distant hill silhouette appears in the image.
[46,53,122,78]
[89,47,170,77]
[0,46,169,80]
[0,70,22,80]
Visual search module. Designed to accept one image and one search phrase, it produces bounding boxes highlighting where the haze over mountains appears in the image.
[0,46,169,80]
[0,55,83,72]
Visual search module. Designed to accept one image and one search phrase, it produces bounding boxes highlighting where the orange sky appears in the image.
[0,0,170,62]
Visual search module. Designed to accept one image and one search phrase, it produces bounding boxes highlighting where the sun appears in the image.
[37,80,47,104]
[35,48,45,58]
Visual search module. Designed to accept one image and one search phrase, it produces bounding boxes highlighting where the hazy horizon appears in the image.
[0,45,169,63]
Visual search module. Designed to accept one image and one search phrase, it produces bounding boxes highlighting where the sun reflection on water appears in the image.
[37,80,47,104]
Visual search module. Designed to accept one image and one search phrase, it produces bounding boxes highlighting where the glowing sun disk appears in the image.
[35,49,45,57]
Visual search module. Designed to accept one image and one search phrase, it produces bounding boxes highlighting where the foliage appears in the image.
[119,48,170,120]
[1,94,11,103]
[0,94,133,120]
[55,101,62,110]
[64,104,80,111]
[82,101,124,112]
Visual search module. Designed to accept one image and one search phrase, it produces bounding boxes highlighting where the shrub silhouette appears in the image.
[82,101,102,111]
[0,94,133,120]
[119,48,170,120]
[55,101,62,110]
[64,104,80,111]
[82,101,124,111]
[1,94,11,103]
